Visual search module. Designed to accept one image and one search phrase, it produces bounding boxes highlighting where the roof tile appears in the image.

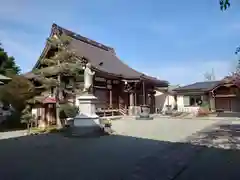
[174,81,220,92]
[55,24,168,84]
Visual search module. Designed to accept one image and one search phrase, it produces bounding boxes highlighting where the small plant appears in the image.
[30,125,61,135]
[103,119,112,128]
[197,102,210,117]
[59,103,79,119]
[20,105,36,134]
[200,101,210,109]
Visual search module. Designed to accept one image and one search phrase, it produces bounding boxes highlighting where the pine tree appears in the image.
[0,43,20,75]
[32,33,85,128]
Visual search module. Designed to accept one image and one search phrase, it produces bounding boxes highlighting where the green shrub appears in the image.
[197,107,210,117]
[59,104,79,119]
[200,101,209,109]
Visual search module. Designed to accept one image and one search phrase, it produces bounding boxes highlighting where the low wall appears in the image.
[178,106,200,115]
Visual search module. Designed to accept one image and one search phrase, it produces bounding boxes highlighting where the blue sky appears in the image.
[1,0,240,85]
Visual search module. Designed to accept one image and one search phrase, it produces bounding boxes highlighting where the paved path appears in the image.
[0,117,239,180]
[0,130,26,140]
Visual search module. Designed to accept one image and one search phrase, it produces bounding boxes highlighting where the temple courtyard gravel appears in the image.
[0,117,240,180]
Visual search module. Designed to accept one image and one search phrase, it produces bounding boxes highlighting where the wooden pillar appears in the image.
[42,105,46,121]
[209,92,216,111]
[134,83,137,106]
[142,81,146,105]
[128,92,134,116]
[53,104,57,123]
[107,81,112,109]
[152,94,155,113]
[47,104,50,125]
[38,105,46,129]
[134,93,137,106]
[109,89,112,108]
[150,93,155,113]
[129,93,134,106]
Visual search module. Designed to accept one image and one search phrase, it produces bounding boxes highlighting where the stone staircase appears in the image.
[119,104,128,116]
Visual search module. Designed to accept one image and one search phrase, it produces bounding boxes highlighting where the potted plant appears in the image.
[102,118,112,128]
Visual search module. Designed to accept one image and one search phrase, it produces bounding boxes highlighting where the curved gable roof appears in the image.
[34,24,168,86]
[69,35,143,79]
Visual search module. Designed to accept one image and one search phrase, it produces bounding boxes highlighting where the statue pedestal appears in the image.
[72,94,102,136]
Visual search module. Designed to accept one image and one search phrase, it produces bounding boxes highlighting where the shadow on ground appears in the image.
[0,123,240,180]
[189,122,240,149]
[217,112,240,118]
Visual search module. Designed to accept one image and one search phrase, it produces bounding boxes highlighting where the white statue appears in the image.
[83,63,95,94]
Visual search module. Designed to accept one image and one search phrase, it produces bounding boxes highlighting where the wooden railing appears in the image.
[96,101,118,117]
[95,101,128,117]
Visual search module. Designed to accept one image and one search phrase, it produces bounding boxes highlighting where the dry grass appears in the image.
[30,125,62,134]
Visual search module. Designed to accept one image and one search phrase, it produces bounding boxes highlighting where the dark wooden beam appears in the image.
[142,81,146,105]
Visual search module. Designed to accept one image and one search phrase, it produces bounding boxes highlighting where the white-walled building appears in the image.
[154,85,179,113]
[173,81,227,114]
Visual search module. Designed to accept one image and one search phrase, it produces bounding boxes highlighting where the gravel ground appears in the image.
[111,117,220,142]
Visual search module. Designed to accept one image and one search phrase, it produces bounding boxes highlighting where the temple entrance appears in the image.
[215,97,232,112]
[213,84,240,112]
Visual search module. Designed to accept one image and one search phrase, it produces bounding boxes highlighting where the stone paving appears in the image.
[0,117,239,180]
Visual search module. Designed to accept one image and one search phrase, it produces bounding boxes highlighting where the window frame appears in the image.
[183,95,202,107]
